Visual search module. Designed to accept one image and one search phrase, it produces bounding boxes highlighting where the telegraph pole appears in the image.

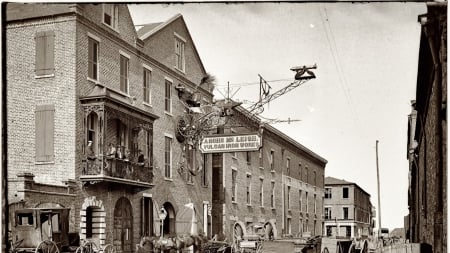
[376,140,382,238]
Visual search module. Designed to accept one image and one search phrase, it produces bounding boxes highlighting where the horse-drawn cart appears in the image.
[9,207,76,253]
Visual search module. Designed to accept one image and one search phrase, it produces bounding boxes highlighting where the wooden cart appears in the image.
[9,207,76,253]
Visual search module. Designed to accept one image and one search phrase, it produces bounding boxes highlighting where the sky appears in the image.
[129,2,427,230]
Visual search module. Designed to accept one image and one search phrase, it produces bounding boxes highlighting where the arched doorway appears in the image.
[162,202,176,236]
[114,197,133,253]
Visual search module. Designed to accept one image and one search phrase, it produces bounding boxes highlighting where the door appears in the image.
[114,197,133,253]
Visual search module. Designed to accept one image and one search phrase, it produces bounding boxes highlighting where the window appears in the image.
[164,136,172,178]
[326,226,332,236]
[305,192,309,212]
[286,158,290,175]
[165,79,172,113]
[143,67,152,104]
[324,207,331,219]
[246,174,252,205]
[246,152,251,165]
[175,36,185,72]
[271,181,275,208]
[232,169,237,202]
[313,171,316,186]
[142,196,154,236]
[287,186,291,210]
[299,219,303,236]
[299,163,302,178]
[346,226,351,237]
[133,127,153,167]
[325,188,332,199]
[88,37,99,80]
[103,4,118,29]
[287,218,292,235]
[259,178,264,206]
[17,212,33,226]
[186,148,194,184]
[343,187,349,198]
[117,120,128,158]
[35,104,54,162]
[343,207,349,219]
[202,154,208,187]
[305,167,308,183]
[259,148,263,168]
[270,150,274,171]
[299,190,303,212]
[87,113,98,156]
[120,54,129,94]
[35,31,54,76]
[314,194,317,214]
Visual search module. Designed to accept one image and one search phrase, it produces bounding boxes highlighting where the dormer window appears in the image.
[174,32,185,72]
[103,4,119,30]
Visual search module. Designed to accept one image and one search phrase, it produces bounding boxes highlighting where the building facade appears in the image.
[323,177,373,239]
[6,3,214,252]
[406,3,447,253]
[210,105,327,241]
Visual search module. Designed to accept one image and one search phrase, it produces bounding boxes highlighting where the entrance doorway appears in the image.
[114,197,133,253]
[162,202,176,236]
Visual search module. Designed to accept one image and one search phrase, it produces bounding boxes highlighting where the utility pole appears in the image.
[376,140,382,239]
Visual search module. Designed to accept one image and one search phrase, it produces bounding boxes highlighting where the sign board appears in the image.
[199,133,261,153]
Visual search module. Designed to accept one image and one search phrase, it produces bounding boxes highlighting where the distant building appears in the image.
[323,177,373,239]
[406,3,447,253]
[210,105,327,240]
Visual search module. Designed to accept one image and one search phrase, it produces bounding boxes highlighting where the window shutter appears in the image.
[35,31,54,76]
[35,104,54,162]
[45,31,55,75]
[35,32,46,76]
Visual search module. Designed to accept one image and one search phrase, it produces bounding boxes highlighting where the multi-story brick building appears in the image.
[406,3,447,253]
[6,3,214,252]
[323,177,373,239]
[210,105,327,241]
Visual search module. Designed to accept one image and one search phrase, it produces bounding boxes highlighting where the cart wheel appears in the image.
[348,244,355,253]
[100,244,116,253]
[360,240,368,253]
[75,241,98,253]
[35,240,60,253]
[322,247,329,253]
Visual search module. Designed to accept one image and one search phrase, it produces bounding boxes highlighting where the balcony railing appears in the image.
[81,156,154,188]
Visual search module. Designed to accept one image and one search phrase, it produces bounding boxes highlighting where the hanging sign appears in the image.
[199,133,261,153]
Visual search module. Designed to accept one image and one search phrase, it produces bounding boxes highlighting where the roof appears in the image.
[233,104,328,166]
[137,13,207,75]
[324,176,352,185]
[6,2,74,22]
[136,22,163,38]
[325,176,371,197]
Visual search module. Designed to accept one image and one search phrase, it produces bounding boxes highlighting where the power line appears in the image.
[215,78,292,88]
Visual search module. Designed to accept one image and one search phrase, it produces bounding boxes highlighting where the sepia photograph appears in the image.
[2,2,446,253]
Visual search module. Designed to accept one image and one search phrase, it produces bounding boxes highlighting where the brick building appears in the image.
[6,3,214,252]
[406,3,447,253]
[210,105,327,241]
[323,177,373,239]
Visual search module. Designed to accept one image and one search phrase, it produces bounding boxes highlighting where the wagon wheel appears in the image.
[100,244,116,253]
[256,240,264,253]
[75,241,98,253]
[35,240,60,253]
[322,247,330,253]
[347,244,356,253]
[360,240,368,253]
[9,239,24,253]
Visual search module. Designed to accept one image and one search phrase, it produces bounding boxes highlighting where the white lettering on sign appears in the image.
[199,133,261,153]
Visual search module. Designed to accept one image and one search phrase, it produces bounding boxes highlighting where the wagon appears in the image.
[9,207,77,253]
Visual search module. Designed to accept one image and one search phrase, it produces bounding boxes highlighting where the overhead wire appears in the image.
[319,5,365,142]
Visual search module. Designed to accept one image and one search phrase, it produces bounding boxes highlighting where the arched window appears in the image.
[86,207,93,238]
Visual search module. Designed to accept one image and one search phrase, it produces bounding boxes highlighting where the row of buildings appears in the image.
[405,2,447,253]
[3,3,338,252]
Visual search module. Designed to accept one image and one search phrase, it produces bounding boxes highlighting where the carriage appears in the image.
[9,207,115,253]
[9,207,76,253]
